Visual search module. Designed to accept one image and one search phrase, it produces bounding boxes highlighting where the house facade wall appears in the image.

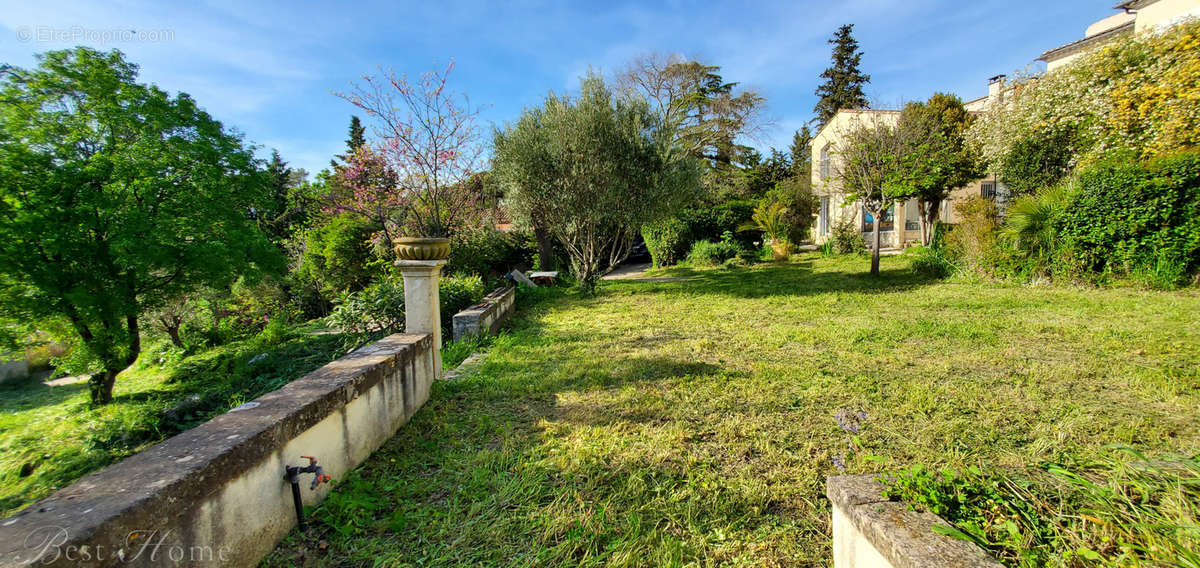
[809,110,998,249]
[1131,0,1200,32]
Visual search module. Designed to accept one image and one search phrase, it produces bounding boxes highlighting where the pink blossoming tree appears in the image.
[333,62,485,240]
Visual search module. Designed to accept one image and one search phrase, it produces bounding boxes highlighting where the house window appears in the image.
[863,205,894,232]
[820,144,831,180]
[819,196,830,235]
[981,182,997,199]
[904,198,920,231]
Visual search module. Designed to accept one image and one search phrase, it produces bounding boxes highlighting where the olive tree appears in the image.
[0,48,281,404]
[492,73,700,292]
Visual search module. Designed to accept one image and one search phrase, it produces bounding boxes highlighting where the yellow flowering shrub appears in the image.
[969,20,1200,181]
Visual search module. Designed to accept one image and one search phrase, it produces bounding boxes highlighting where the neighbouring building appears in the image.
[1039,0,1200,70]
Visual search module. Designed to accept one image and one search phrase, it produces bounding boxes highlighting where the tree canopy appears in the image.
[895,93,983,244]
[617,53,766,167]
[0,47,281,404]
[830,116,909,275]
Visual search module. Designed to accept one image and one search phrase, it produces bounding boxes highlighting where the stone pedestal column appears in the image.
[394,259,446,376]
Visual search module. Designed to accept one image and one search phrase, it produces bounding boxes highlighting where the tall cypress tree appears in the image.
[814,24,871,128]
[261,149,293,244]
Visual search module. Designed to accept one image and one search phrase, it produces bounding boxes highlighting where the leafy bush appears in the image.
[686,238,743,266]
[296,213,379,297]
[326,277,405,336]
[438,275,488,331]
[944,197,1003,273]
[642,217,691,267]
[999,130,1078,196]
[447,228,536,277]
[326,275,487,339]
[907,245,955,278]
[682,200,757,247]
[882,450,1200,567]
[770,178,817,244]
[1057,152,1200,288]
[827,220,865,255]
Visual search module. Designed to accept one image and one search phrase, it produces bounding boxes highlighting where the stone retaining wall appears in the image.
[0,357,28,384]
[452,285,515,341]
[828,475,1002,568]
[0,333,437,567]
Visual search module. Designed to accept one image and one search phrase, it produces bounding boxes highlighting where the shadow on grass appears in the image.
[267,257,939,565]
[0,374,90,413]
[617,256,937,299]
[264,335,734,566]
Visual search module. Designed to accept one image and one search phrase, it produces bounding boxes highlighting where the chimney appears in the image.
[988,74,1007,102]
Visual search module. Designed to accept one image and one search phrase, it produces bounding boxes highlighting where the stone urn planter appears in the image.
[770,241,793,260]
[395,237,451,261]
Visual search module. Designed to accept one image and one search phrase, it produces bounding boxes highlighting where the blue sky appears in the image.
[1,0,1116,175]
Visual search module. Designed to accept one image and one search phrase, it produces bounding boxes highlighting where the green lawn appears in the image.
[0,324,356,517]
[263,253,1200,567]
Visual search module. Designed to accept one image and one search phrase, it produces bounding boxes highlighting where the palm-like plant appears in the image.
[1002,183,1072,258]
[739,200,792,258]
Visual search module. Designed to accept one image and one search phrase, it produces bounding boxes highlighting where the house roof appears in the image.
[1037,19,1133,62]
[1114,0,1158,10]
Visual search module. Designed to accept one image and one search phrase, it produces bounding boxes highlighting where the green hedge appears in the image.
[326,275,487,340]
[643,200,758,268]
[682,200,757,247]
[642,217,690,267]
[1059,152,1200,285]
[686,239,742,266]
[447,228,537,277]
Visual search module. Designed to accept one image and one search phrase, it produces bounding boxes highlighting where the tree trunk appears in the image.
[88,314,142,405]
[88,368,119,405]
[165,324,184,348]
[534,226,555,271]
[160,315,185,348]
[871,215,881,276]
[924,198,942,246]
[917,197,929,246]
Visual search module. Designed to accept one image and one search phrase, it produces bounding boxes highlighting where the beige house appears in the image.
[809,109,1002,249]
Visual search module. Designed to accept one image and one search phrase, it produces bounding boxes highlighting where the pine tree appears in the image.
[814,24,870,128]
[346,115,365,150]
[789,126,812,178]
[265,149,291,218]
[331,115,366,168]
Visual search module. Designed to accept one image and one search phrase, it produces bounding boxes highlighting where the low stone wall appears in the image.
[0,333,437,568]
[0,357,28,384]
[828,475,1002,568]
[452,285,515,341]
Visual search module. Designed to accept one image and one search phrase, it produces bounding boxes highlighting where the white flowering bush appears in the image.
[969,20,1200,192]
